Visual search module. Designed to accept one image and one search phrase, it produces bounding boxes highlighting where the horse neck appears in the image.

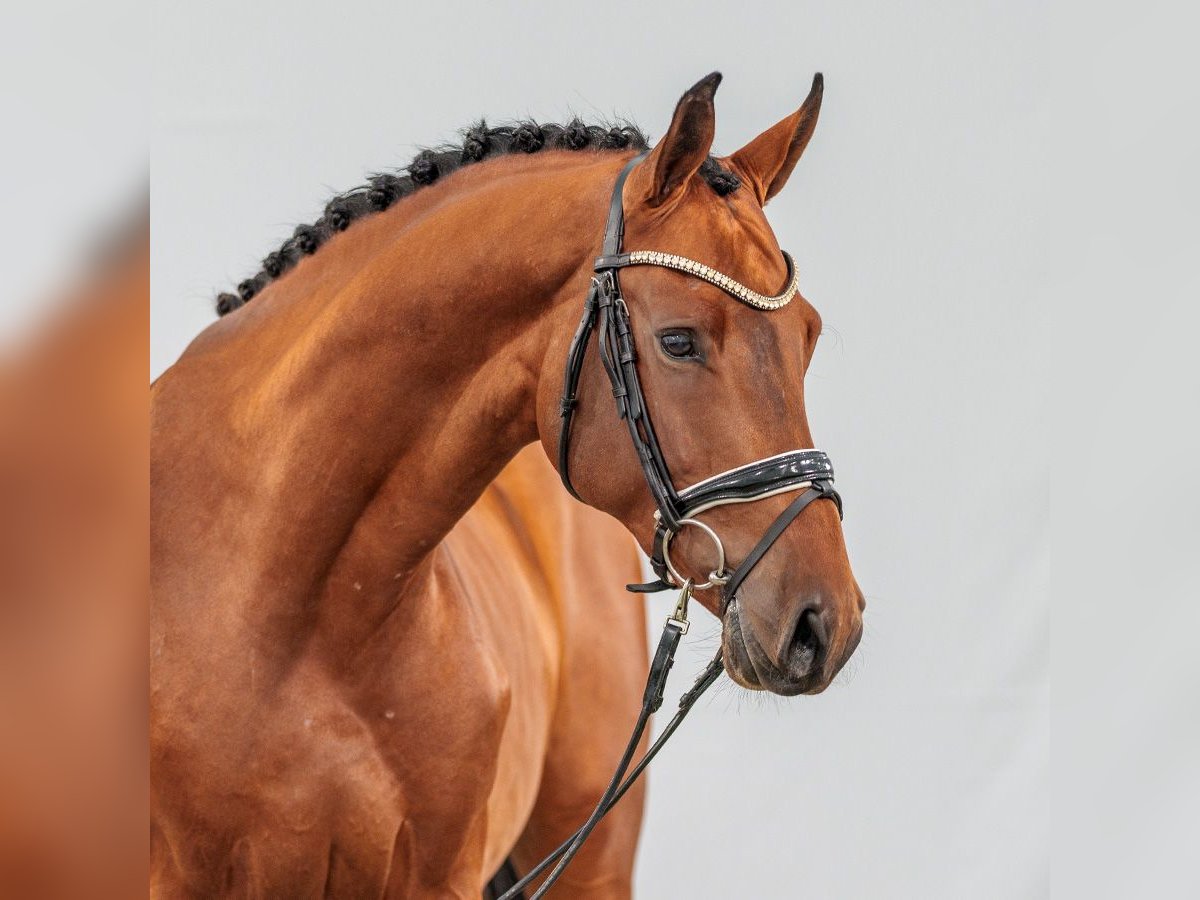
[193,154,622,637]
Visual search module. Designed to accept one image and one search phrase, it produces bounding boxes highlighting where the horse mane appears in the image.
[215,118,741,316]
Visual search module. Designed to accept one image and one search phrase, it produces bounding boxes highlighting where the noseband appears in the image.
[557,153,843,603]
[501,154,845,899]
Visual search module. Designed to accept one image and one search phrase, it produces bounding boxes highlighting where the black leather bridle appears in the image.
[558,153,842,597]
[500,154,844,899]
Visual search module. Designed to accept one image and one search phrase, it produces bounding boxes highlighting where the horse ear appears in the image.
[729,73,824,205]
[632,72,721,207]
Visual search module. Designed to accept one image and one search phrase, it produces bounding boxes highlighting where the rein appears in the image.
[502,154,844,898]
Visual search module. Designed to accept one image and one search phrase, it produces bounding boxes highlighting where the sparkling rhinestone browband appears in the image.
[622,250,799,311]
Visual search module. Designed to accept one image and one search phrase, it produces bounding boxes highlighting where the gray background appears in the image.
[149,2,1197,897]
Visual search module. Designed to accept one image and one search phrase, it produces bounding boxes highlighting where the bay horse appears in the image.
[151,72,864,897]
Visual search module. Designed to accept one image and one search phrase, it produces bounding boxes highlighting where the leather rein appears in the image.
[500,154,843,898]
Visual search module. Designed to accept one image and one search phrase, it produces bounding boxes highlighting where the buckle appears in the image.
[667,580,693,634]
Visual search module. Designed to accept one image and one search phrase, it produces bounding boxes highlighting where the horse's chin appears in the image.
[722,602,826,697]
[720,602,766,691]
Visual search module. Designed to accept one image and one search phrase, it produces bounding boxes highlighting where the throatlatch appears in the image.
[511,152,845,897]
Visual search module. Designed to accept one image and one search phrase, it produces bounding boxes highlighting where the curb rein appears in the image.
[500,154,843,899]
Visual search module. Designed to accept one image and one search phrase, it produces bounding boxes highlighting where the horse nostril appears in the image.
[787,608,827,676]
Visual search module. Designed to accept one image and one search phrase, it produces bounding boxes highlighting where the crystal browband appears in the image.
[594,250,799,311]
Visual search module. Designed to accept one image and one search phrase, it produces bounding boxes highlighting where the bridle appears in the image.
[505,152,845,899]
[500,154,844,898]
[558,152,843,600]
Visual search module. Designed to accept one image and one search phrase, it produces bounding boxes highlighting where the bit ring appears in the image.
[661,518,730,591]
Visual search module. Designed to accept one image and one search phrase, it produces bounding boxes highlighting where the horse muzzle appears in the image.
[723,595,862,696]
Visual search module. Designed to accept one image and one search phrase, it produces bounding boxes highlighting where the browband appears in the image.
[593,250,799,311]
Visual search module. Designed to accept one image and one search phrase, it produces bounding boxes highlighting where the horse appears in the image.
[1,211,147,900]
[151,71,864,897]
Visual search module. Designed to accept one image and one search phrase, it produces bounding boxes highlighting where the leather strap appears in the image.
[498,641,723,900]
[557,154,649,502]
[597,289,683,528]
[601,154,641,258]
[557,282,601,500]
[559,152,690,532]
[501,616,685,899]
[677,449,833,513]
[719,480,842,613]
[634,450,837,592]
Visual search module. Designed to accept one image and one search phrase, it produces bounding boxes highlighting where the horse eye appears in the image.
[659,331,696,359]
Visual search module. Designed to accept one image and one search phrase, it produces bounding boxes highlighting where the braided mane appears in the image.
[216,118,741,316]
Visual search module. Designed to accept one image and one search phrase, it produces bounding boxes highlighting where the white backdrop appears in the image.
[150,3,1067,896]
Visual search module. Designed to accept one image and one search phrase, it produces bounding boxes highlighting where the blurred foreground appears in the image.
[0,208,148,899]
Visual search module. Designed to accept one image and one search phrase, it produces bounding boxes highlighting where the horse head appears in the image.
[546,73,864,696]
